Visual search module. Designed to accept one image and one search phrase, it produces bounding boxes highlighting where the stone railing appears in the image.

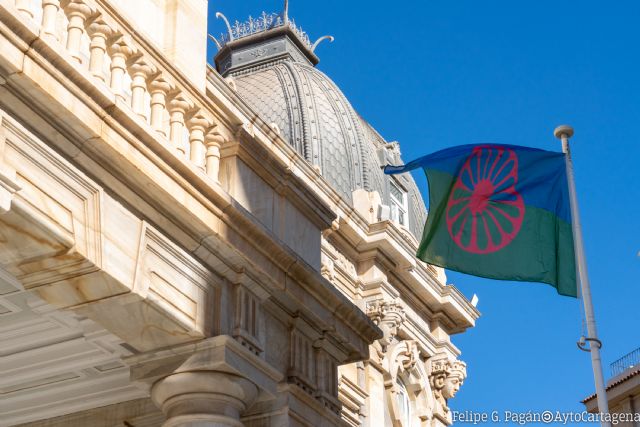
[12,0,227,183]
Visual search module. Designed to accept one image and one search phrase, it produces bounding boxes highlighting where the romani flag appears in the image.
[384,144,577,297]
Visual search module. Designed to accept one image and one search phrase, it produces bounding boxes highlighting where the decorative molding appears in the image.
[383,340,434,425]
[233,284,263,355]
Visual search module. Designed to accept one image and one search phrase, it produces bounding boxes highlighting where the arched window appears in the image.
[396,378,412,426]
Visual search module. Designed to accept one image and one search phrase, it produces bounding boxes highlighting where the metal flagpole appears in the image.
[554,125,610,426]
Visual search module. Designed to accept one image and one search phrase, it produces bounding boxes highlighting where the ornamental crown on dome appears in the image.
[211,0,334,75]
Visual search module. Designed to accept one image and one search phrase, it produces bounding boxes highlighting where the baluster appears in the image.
[205,130,225,182]
[40,0,61,41]
[126,56,155,119]
[61,0,93,63]
[15,0,34,19]
[167,94,191,157]
[107,35,135,101]
[186,113,210,170]
[85,16,113,81]
[147,75,173,136]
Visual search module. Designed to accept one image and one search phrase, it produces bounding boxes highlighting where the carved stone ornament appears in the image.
[366,300,406,352]
[429,356,467,421]
[383,340,434,425]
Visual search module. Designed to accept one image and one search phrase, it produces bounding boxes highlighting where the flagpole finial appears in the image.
[554,125,574,139]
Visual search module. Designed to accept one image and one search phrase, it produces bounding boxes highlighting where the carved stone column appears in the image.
[128,336,280,427]
[40,0,61,41]
[204,130,225,182]
[85,15,113,81]
[61,0,93,63]
[126,57,155,119]
[167,93,192,156]
[186,112,210,170]
[147,74,173,136]
[107,35,135,101]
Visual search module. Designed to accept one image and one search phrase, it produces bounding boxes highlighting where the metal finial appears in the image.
[283,0,289,24]
[216,12,234,41]
[208,34,222,50]
[311,35,334,52]
[554,125,574,139]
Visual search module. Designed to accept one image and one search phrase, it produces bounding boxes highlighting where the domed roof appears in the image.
[213,8,427,239]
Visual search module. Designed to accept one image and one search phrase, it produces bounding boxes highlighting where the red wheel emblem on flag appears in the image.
[446,146,525,254]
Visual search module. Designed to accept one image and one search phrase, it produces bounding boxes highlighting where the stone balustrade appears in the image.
[11,0,226,182]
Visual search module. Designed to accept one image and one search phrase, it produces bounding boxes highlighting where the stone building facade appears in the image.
[0,1,479,426]
[583,348,640,426]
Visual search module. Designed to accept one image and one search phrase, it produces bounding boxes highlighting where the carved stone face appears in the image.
[380,320,400,346]
[442,374,462,399]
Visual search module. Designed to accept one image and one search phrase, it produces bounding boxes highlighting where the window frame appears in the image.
[389,178,409,228]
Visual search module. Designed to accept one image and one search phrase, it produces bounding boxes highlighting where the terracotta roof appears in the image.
[582,367,640,403]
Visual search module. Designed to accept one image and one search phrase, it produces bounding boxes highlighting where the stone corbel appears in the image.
[287,315,321,395]
[232,280,265,356]
[313,333,348,414]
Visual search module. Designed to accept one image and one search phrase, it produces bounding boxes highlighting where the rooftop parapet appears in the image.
[611,347,640,377]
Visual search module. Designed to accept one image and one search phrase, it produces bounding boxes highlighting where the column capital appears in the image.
[60,0,94,18]
[147,74,174,94]
[204,128,227,146]
[107,34,137,58]
[86,14,115,39]
[186,111,211,132]
[126,55,157,78]
[167,92,193,114]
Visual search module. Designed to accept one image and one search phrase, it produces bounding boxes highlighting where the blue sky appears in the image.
[208,1,640,425]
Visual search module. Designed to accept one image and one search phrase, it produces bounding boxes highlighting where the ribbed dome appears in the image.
[213,11,427,238]
[234,62,379,198]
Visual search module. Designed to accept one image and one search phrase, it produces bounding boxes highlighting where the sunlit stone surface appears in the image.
[0,1,478,426]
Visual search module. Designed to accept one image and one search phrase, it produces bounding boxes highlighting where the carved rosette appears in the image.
[429,356,467,424]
